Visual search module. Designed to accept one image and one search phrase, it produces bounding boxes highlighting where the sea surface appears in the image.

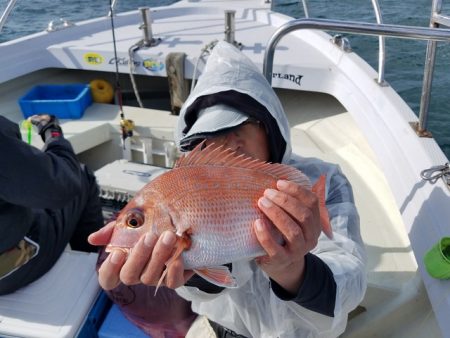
[1,0,449,159]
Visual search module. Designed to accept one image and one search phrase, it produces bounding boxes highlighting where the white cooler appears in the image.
[0,251,100,338]
[95,159,168,202]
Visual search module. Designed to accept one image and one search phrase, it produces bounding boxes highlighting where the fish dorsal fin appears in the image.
[175,141,311,188]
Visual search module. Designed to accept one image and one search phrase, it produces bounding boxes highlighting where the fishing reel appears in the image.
[120,118,135,139]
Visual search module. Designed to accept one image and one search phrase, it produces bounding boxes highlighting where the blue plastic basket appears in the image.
[19,84,92,119]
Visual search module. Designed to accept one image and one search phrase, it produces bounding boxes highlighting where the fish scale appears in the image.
[149,165,275,268]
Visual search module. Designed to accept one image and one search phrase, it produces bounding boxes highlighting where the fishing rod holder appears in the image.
[139,7,160,47]
[224,10,243,49]
[224,10,236,44]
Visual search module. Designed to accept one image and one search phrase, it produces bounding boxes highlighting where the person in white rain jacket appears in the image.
[90,40,367,338]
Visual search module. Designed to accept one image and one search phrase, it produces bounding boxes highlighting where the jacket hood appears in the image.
[175,41,292,164]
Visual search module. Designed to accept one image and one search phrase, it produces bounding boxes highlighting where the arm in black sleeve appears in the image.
[270,253,336,317]
[0,116,83,209]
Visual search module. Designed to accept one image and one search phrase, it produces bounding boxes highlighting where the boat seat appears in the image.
[0,251,101,338]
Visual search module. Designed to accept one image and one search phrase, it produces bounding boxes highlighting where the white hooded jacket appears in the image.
[175,41,367,338]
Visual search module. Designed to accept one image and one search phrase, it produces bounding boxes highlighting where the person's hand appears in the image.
[29,114,62,142]
[254,179,322,294]
[88,225,194,290]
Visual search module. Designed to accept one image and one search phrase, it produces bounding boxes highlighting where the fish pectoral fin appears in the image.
[155,234,191,296]
[194,266,238,288]
[312,174,333,239]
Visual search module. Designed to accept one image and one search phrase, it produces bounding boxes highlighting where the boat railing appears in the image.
[369,0,386,85]
[0,0,18,34]
[0,0,120,35]
[108,0,119,17]
[263,18,450,135]
[298,0,386,85]
[419,0,450,136]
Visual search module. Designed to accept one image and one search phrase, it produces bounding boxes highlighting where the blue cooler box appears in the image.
[77,291,112,338]
[98,304,149,338]
[19,84,92,119]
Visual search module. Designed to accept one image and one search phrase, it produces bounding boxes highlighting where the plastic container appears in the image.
[77,291,112,338]
[19,84,92,119]
[424,236,450,279]
[98,304,149,338]
[0,251,100,338]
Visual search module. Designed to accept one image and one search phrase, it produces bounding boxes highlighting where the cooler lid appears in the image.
[0,251,100,338]
[95,160,168,201]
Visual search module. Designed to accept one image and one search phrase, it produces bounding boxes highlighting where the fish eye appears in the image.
[125,208,145,228]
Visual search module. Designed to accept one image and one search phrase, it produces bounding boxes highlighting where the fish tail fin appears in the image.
[312,175,333,239]
[154,235,190,296]
[194,266,238,288]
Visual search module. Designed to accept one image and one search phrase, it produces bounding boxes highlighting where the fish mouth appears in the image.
[105,245,131,254]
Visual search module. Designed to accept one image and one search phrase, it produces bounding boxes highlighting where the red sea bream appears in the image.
[105,142,331,288]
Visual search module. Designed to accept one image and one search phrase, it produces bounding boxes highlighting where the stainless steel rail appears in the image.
[108,0,119,17]
[300,0,310,18]
[0,0,19,33]
[370,0,386,85]
[299,0,385,84]
[0,0,119,34]
[418,0,450,136]
[263,18,450,133]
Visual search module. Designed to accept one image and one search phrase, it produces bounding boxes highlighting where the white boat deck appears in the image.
[281,90,441,336]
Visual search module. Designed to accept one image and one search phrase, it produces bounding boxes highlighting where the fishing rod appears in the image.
[109,0,134,149]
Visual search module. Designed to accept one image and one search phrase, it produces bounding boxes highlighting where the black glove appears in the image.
[29,114,63,142]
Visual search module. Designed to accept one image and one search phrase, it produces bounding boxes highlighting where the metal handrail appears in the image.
[299,0,385,84]
[263,18,450,133]
[108,0,119,17]
[418,0,450,136]
[0,0,19,33]
[300,0,310,18]
[370,0,386,85]
[1,0,118,34]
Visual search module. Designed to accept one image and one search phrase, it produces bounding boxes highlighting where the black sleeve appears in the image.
[0,116,83,209]
[270,253,336,317]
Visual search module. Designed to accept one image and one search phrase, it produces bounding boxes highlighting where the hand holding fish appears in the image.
[255,179,322,294]
[120,230,195,289]
[88,225,194,290]
[88,222,125,290]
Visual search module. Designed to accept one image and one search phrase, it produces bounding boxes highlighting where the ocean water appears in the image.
[1,0,449,159]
